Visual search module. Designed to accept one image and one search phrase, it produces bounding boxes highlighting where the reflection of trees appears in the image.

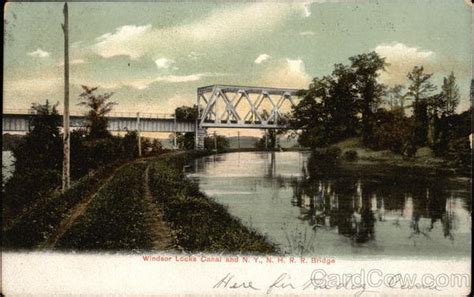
[291,165,461,245]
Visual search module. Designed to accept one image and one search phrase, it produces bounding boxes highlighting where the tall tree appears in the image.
[78,85,116,139]
[349,52,387,146]
[431,73,461,154]
[439,72,460,116]
[5,101,63,212]
[385,84,406,112]
[405,66,436,146]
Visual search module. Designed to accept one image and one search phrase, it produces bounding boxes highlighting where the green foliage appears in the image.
[148,154,276,254]
[4,101,62,214]
[176,132,195,150]
[2,163,120,249]
[307,147,342,174]
[405,66,437,146]
[78,85,116,139]
[55,163,151,251]
[255,129,279,150]
[204,134,229,151]
[290,51,386,148]
[343,150,358,162]
[175,105,200,121]
[349,52,387,145]
[369,109,414,155]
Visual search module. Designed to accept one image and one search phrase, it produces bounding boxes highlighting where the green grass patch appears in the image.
[55,162,151,252]
[2,163,121,250]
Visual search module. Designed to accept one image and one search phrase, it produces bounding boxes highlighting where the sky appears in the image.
[3,0,472,136]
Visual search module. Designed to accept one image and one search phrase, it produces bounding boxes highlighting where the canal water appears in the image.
[187,152,471,258]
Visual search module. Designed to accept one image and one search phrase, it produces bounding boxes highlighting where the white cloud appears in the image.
[299,31,315,36]
[91,3,303,60]
[254,54,271,64]
[71,59,86,65]
[286,58,307,73]
[374,42,435,85]
[94,24,152,59]
[258,58,311,89]
[303,1,313,17]
[119,73,226,90]
[155,74,208,83]
[27,48,50,58]
[154,57,175,69]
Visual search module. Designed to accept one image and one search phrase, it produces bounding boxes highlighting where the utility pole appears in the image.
[137,112,142,157]
[237,131,240,149]
[61,2,70,192]
[265,130,268,150]
[214,131,217,152]
[173,115,177,149]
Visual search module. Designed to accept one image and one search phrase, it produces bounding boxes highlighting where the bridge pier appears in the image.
[195,123,207,150]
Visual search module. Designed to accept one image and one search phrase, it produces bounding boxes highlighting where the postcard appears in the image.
[2,0,472,296]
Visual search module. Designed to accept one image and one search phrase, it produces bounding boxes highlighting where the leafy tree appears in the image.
[290,80,331,148]
[4,101,63,213]
[175,105,200,121]
[405,66,437,146]
[78,85,116,139]
[176,132,195,150]
[204,134,229,151]
[385,84,407,112]
[439,72,460,117]
[349,52,387,146]
[370,109,414,155]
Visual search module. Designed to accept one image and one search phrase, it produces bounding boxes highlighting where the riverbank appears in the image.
[2,150,278,253]
[148,152,278,254]
[330,137,470,177]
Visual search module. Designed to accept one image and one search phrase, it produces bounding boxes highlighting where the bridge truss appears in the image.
[197,85,300,129]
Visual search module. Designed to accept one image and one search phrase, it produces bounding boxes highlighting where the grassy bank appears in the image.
[55,162,152,252]
[2,162,124,249]
[148,152,277,254]
[329,137,469,176]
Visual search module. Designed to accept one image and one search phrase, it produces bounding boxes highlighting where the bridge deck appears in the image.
[2,113,195,133]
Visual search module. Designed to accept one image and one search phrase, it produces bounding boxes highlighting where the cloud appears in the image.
[154,57,175,69]
[254,54,271,64]
[155,73,210,83]
[91,3,304,60]
[299,31,315,36]
[94,24,152,59]
[27,48,50,58]
[118,73,226,90]
[258,58,312,89]
[71,59,86,65]
[374,42,435,85]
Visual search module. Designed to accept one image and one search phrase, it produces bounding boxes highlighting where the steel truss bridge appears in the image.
[195,85,300,148]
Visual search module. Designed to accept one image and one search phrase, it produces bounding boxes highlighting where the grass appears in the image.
[2,162,123,250]
[148,152,277,254]
[54,162,152,252]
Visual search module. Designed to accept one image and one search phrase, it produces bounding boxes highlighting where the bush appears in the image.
[343,150,358,162]
[307,147,342,175]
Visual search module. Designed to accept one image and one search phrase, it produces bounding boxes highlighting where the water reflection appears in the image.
[292,168,470,247]
[188,152,471,257]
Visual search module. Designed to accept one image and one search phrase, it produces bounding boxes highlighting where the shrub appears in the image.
[343,150,358,162]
